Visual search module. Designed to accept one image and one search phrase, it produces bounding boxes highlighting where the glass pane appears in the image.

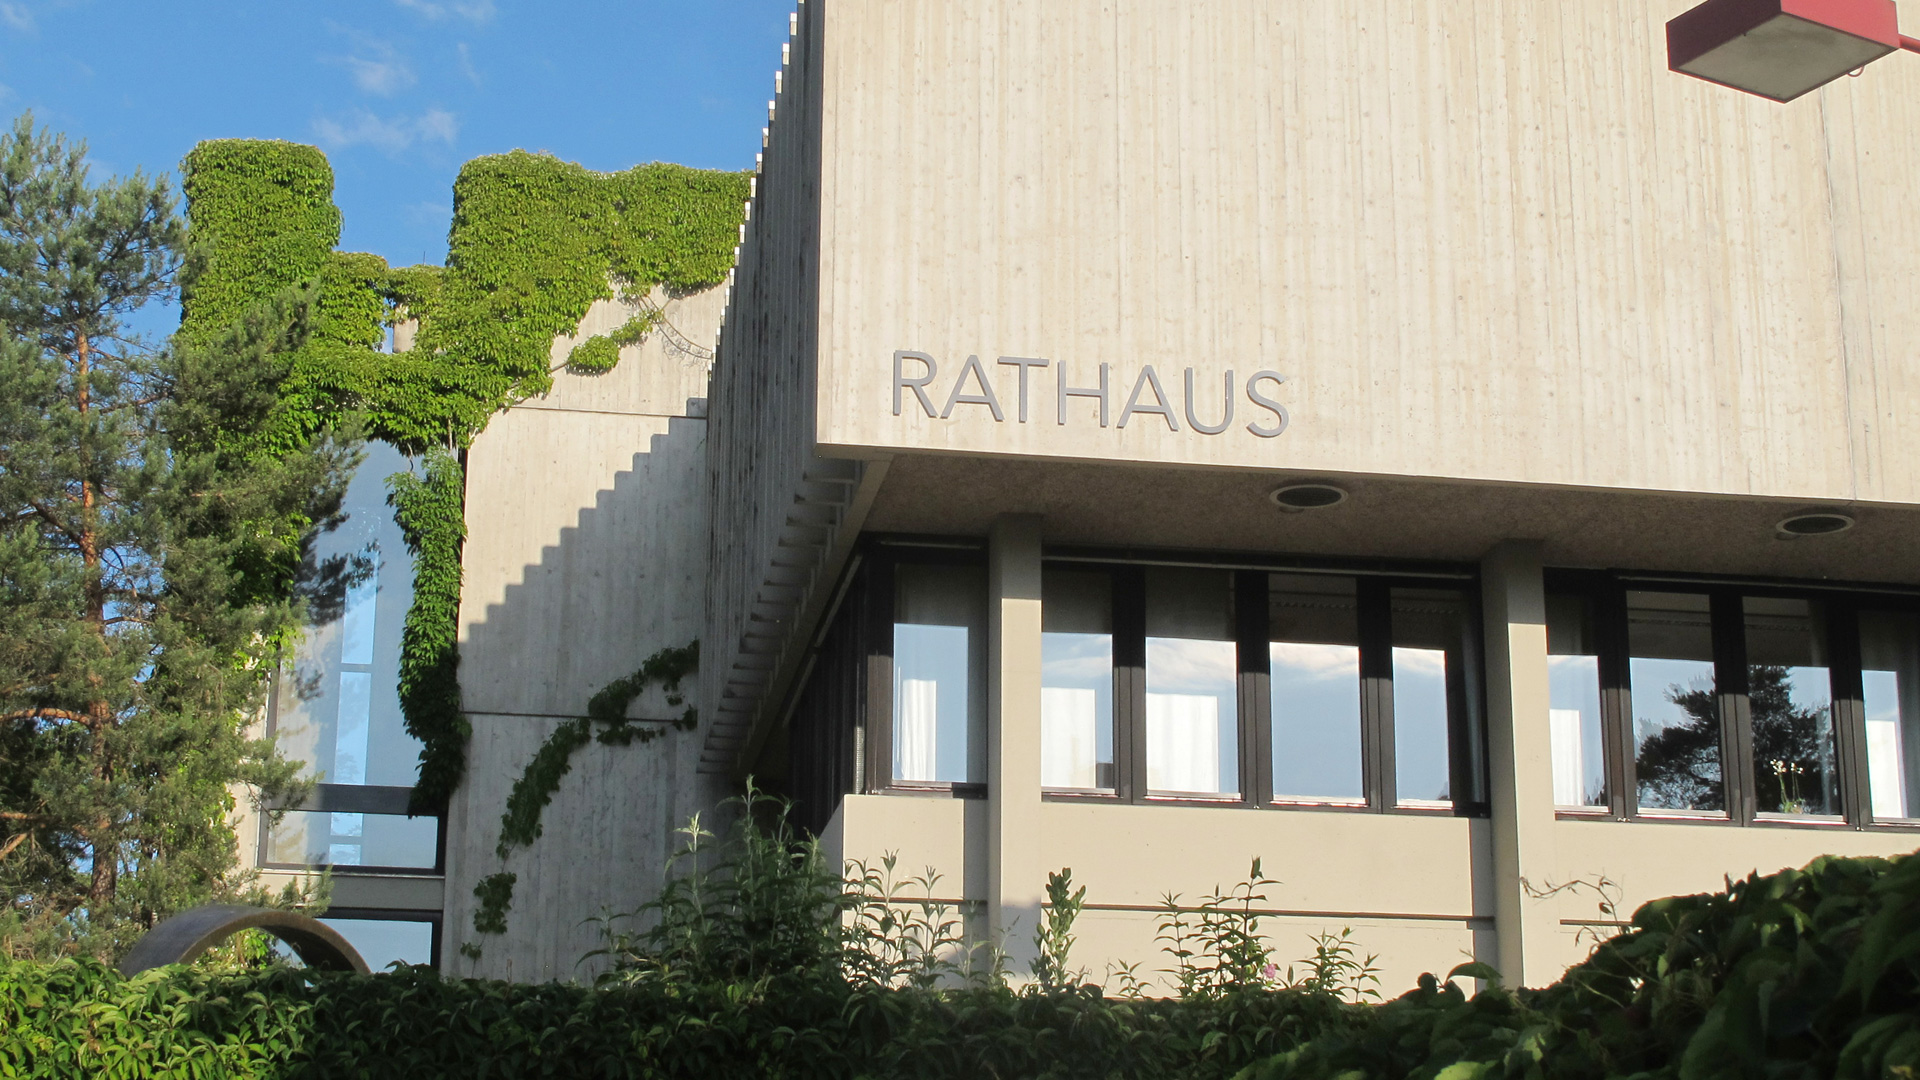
[1145,568,1239,797]
[1269,574,1363,802]
[1042,570,1114,790]
[1860,611,1920,821]
[1546,593,1606,808]
[274,441,423,789]
[893,563,987,783]
[322,918,435,970]
[1627,591,1724,814]
[267,810,438,869]
[1391,588,1469,804]
[1743,597,1838,816]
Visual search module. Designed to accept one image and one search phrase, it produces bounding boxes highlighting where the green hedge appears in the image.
[3,851,1916,1079]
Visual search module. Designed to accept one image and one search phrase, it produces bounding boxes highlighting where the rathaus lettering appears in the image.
[891,351,1289,438]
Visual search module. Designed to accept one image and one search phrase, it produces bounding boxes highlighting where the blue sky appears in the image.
[0,0,794,269]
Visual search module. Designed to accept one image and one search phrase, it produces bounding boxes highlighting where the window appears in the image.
[1627,591,1724,815]
[821,541,1483,811]
[1041,570,1115,791]
[1042,560,1485,813]
[1546,593,1606,809]
[1859,611,1920,822]
[1144,568,1239,797]
[1269,574,1364,804]
[1544,572,1920,828]
[264,442,439,871]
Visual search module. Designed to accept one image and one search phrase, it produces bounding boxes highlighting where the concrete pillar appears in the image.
[1479,540,1560,988]
[987,514,1045,972]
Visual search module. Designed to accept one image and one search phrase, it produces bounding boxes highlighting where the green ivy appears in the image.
[386,449,469,815]
[469,644,700,943]
[180,141,747,815]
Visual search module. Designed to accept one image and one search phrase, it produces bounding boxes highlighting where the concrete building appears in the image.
[252,0,1920,989]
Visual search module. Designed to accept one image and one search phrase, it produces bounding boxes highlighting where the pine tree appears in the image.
[0,114,355,958]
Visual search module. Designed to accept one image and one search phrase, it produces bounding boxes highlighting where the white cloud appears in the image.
[340,44,417,96]
[456,42,481,87]
[0,3,34,32]
[394,0,495,23]
[313,108,459,154]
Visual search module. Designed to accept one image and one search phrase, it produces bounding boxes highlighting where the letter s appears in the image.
[1245,371,1290,438]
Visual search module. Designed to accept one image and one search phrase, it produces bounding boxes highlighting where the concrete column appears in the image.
[1479,540,1560,988]
[987,514,1045,972]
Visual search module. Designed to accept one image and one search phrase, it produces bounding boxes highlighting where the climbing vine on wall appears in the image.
[181,141,747,828]
[387,450,470,815]
[466,643,701,951]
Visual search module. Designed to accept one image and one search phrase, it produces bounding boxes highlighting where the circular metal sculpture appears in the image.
[117,904,370,976]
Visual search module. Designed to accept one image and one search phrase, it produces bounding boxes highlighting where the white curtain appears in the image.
[896,677,939,781]
[1550,708,1585,806]
[1867,715,1909,819]
[1146,692,1220,793]
[1042,687,1098,788]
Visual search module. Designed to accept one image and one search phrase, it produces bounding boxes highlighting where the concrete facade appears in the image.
[260,0,1920,992]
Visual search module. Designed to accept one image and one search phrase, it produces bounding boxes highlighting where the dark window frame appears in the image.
[862,538,990,799]
[1041,555,1490,817]
[1546,568,1920,831]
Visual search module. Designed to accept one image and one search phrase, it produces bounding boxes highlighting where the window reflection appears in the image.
[1627,591,1724,814]
[1742,597,1838,817]
[1269,574,1363,803]
[1041,570,1114,791]
[892,563,987,784]
[269,442,425,867]
[1145,568,1239,797]
[1546,593,1607,809]
[1391,588,1469,805]
[1860,611,1920,821]
[322,918,435,970]
[268,811,438,869]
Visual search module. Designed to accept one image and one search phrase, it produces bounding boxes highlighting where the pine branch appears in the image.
[0,708,90,724]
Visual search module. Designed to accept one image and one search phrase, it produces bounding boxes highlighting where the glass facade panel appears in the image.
[273,441,423,794]
[1627,591,1724,814]
[267,811,438,869]
[892,563,987,783]
[1546,593,1607,808]
[1742,597,1838,817]
[1391,588,1469,804]
[1269,574,1363,803]
[323,918,435,970]
[1041,570,1114,791]
[1145,568,1239,797]
[1860,610,1920,821]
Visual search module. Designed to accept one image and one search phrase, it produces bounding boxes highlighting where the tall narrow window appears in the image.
[1390,587,1470,805]
[892,562,987,784]
[267,441,435,870]
[1742,597,1838,817]
[1627,591,1724,814]
[1860,610,1920,821]
[1144,568,1239,797]
[1546,593,1607,809]
[1041,569,1114,791]
[1269,574,1363,803]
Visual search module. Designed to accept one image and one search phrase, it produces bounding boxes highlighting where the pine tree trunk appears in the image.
[74,330,117,908]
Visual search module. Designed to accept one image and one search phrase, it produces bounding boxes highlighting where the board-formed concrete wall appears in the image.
[809,0,1920,506]
[445,285,732,981]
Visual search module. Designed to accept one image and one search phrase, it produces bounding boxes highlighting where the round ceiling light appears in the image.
[1270,483,1349,511]
[1776,511,1855,538]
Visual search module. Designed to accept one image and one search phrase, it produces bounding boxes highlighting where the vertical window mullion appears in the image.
[1598,580,1636,819]
[1828,603,1872,828]
[1357,577,1395,811]
[1712,590,1755,825]
[1114,566,1148,804]
[1236,570,1271,807]
[864,553,895,792]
